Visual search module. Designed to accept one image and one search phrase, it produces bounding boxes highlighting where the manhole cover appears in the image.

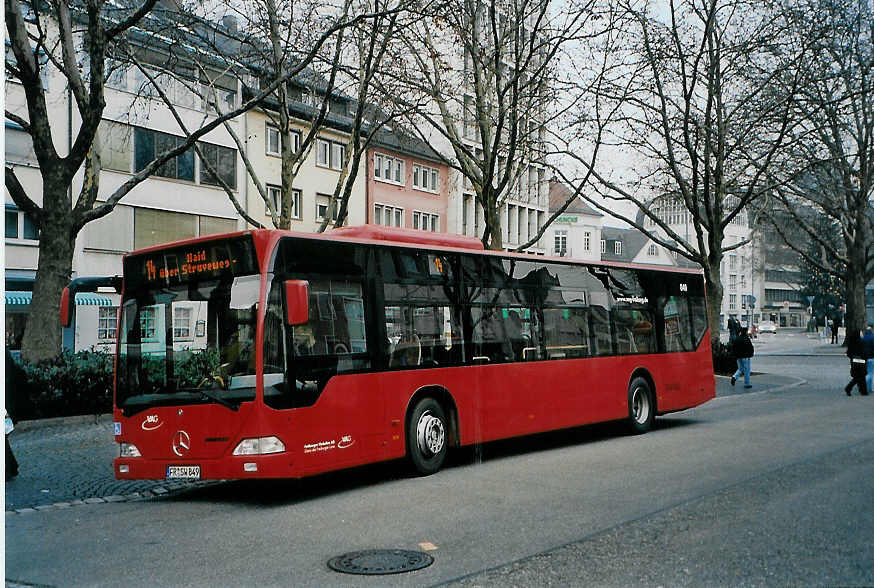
[327,549,434,575]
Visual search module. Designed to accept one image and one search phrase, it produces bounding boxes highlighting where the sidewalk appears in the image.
[5,370,804,514]
[4,417,214,514]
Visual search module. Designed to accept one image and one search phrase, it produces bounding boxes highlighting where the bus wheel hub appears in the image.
[416,411,445,456]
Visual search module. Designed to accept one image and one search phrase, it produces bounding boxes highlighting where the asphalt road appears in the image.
[6,330,873,587]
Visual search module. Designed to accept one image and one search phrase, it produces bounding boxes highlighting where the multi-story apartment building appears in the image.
[244,83,449,233]
[367,130,449,232]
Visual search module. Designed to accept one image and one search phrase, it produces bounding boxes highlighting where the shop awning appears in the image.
[5,291,115,306]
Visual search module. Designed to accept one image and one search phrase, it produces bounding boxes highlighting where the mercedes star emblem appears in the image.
[172,430,191,457]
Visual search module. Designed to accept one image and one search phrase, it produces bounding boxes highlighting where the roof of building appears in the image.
[548,180,602,217]
[599,226,700,269]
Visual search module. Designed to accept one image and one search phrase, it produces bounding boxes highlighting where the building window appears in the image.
[413,164,439,192]
[584,231,591,252]
[266,185,301,219]
[554,230,568,256]
[5,208,39,241]
[198,142,237,189]
[199,216,236,236]
[134,127,195,182]
[614,241,622,255]
[317,138,346,170]
[412,211,439,231]
[600,239,606,254]
[98,306,118,341]
[173,306,192,339]
[374,203,404,227]
[266,125,299,156]
[316,194,339,222]
[140,308,157,340]
[266,124,281,156]
[201,82,237,113]
[729,294,737,310]
[99,120,132,172]
[730,254,737,269]
[374,153,405,185]
[648,244,658,256]
[730,274,737,290]
[6,123,38,165]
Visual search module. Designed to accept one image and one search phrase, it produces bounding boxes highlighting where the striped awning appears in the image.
[5,291,115,306]
[5,291,32,305]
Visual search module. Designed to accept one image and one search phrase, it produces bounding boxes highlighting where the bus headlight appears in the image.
[233,436,285,455]
[119,442,142,458]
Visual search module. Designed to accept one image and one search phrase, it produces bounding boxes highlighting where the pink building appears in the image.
[366,131,449,233]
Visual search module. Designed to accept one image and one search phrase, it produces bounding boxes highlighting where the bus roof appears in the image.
[329,225,485,250]
[124,226,703,276]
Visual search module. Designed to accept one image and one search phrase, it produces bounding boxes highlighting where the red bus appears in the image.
[62,226,714,480]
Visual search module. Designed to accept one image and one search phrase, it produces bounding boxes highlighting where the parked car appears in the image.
[758,321,777,334]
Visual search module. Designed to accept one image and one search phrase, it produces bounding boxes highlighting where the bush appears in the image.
[711,339,736,375]
[10,350,114,420]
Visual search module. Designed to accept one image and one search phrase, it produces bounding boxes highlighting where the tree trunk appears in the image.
[705,272,724,347]
[844,269,867,337]
[486,197,503,251]
[20,206,76,363]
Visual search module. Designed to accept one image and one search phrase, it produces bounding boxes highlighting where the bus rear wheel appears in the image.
[407,397,447,475]
[627,377,654,434]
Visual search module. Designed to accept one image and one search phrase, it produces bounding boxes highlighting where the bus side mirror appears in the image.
[284,280,309,326]
[60,287,73,327]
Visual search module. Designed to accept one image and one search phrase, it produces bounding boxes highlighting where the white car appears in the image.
[757,321,777,334]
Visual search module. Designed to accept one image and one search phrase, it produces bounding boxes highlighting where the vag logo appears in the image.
[141,414,163,431]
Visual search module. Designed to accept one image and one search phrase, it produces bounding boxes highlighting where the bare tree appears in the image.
[4,0,362,361]
[765,0,874,334]
[555,0,813,342]
[388,0,594,250]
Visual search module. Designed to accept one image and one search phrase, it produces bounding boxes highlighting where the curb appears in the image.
[5,481,219,516]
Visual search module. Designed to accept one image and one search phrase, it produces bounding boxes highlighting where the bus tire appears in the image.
[627,377,654,434]
[407,397,448,475]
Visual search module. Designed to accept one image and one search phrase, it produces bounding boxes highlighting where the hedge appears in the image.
[7,350,114,421]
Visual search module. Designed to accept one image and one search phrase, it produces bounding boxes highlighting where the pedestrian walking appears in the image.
[728,316,739,344]
[863,325,874,392]
[831,315,841,344]
[730,326,755,389]
[845,329,869,396]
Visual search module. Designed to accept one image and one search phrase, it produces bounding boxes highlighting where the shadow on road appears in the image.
[168,417,704,508]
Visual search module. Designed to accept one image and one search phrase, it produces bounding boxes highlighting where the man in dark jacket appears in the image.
[730,327,754,389]
[845,329,869,396]
[832,314,842,344]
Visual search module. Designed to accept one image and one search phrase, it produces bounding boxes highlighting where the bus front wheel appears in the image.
[627,377,654,434]
[407,398,447,475]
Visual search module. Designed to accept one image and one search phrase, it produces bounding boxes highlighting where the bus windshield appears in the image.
[117,236,261,416]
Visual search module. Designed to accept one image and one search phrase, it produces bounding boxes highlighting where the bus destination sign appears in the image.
[126,236,259,289]
[145,250,233,281]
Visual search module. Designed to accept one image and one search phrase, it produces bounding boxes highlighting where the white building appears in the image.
[547,180,602,261]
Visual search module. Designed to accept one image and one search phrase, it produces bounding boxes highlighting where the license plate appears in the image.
[166,466,201,480]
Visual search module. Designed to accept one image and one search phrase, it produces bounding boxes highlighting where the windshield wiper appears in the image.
[196,385,239,411]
